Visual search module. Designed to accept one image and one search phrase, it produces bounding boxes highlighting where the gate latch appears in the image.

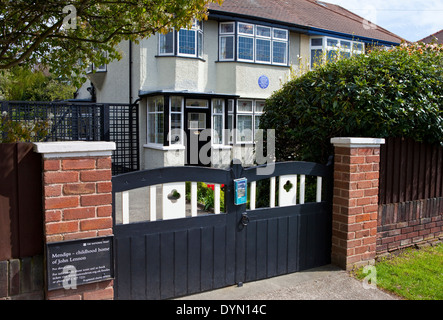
[241,213,250,227]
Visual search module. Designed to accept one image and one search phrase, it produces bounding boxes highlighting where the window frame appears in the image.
[158,20,204,59]
[310,36,365,69]
[147,96,165,147]
[219,21,290,66]
[235,99,265,144]
[169,96,184,146]
[211,99,225,146]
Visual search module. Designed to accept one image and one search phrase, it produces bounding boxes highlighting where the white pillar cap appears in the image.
[330,137,385,148]
[33,141,116,159]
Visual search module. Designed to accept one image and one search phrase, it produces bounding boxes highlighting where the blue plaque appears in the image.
[258,75,269,89]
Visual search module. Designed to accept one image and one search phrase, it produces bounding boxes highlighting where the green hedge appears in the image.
[261,43,443,164]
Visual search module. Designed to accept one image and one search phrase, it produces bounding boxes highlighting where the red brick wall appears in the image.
[42,156,113,300]
[331,145,381,270]
[377,198,443,256]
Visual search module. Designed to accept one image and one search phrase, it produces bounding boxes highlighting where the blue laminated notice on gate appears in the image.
[234,178,247,205]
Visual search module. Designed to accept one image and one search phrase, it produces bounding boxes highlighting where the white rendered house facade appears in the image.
[77,0,402,170]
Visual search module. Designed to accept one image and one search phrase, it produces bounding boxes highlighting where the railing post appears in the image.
[100,104,110,141]
[330,137,385,270]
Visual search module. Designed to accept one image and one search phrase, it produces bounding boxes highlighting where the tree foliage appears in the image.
[0,66,75,101]
[0,0,223,87]
[261,42,443,164]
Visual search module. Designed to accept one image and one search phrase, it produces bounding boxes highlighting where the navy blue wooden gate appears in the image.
[112,160,332,300]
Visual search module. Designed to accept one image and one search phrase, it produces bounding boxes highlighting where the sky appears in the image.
[322,0,443,42]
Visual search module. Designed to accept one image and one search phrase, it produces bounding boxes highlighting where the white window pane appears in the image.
[198,31,203,58]
[257,26,271,38]
[171,96,182,112]
[238,100,253,112]
[170,113,182,144]
[178,29,196,55]
[256,39,271,63]
[273,28,288,40]
[238,36,254,60]
[327,49,338,62]
[273,41,287,64]
[228,114,233,143]
[327,38,338,47]
[237,115,253,142]
[228,100,234,113]
[255,115,261,130]
[341,41,351,49]
[353,42,363,51]
[256,100,266,113]
[220,22,234,34]
[220,36,234,60]
[311,49,323,67]
[188,113,206,129]
[239,23,254,35]
[311,38,323,46]
[155,97,164,112]
[159,32,174,54]
[186,99,208,108]
[213,99,224,114]
[213,114,223,144]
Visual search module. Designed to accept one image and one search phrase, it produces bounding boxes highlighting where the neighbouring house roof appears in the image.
[420,29,443,44]
[208,0,404,45]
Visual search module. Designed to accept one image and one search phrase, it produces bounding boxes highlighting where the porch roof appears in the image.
[138,90,240,99]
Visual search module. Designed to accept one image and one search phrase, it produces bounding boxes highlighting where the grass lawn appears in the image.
[355,243,443,300]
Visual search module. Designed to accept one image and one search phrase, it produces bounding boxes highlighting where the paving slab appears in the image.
[177,265,400,300]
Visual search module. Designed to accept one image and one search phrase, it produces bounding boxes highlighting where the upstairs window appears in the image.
[310,36,365,68]
[219,22,289,66]
[159,20,203,59]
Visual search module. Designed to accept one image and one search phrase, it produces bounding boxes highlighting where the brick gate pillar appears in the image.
[34,141,116,300]
[330,138,385,270]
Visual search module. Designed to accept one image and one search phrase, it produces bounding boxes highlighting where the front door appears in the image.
[184,100,211,166]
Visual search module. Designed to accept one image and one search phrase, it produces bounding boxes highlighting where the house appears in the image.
[420,29,443,44]
[77,0,403,170]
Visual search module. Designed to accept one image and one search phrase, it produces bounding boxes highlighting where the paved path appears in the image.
[177,265,400,300]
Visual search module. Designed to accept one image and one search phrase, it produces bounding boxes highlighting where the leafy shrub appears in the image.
[0,111,52,143]
[261,42,443,164]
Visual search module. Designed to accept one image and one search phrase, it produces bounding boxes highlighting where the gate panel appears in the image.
[113,161,332,300]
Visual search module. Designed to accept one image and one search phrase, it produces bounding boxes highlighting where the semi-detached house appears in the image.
[76,0,404,170]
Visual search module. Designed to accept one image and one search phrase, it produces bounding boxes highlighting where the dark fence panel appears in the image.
[379,137,443,205]
[0,143,43,260]
[0,101,139,175]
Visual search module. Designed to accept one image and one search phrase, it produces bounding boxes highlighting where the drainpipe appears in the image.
[129,40,133,105]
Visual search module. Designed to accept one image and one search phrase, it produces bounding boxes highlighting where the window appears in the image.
[219,22,289,65]
[255,100,265,131]
[158,20,203,58]
[227,100,234,144]
[186,99,208,108]
[147,96,164,145]
[310,36,365,68]
[212,99,224,145]
[170,96,183,145]
[236,100,264,143]
[159,32,174,55]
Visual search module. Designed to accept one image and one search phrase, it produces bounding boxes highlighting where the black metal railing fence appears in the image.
[0,101,139,175]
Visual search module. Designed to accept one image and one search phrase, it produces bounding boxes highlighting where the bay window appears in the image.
[219,22,289,66]
[158,20,203,58]
[310,36,365,68]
